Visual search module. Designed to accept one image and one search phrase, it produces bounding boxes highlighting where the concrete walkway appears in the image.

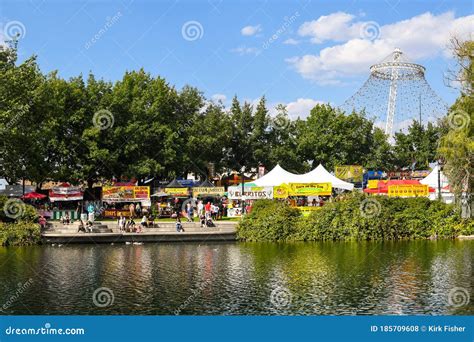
[42,220,238,244]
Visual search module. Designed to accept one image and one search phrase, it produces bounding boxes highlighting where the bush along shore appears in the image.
[237,194,474,242]
[0,196,41,246]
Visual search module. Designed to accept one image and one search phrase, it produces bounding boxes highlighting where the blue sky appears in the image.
[1,0,472,118]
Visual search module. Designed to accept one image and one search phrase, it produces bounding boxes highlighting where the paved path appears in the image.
[42,221,238,244]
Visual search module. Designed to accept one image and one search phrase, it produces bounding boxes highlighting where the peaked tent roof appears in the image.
[198,179,215,187]
[300,164,354,190]
[165,179,185,188]
[252,164,303,187]
[420,165,450,191]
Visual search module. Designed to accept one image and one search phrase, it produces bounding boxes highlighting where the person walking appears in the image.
[186,202,194,222]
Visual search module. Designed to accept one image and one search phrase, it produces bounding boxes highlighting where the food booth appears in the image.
[363,179,433,197]
[101,185,151,218]
[49,183,84,220]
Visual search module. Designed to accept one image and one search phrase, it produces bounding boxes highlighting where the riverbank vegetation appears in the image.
[237,195,473,242]
[0,196,40,246]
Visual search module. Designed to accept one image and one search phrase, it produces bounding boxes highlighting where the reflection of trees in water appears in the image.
[2,240,472,314]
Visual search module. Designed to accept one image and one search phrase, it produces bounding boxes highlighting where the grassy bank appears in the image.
[237,194,473,242]
[0,196,41,246]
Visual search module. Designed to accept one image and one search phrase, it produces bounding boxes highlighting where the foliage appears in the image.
[0,221,41,246]
[237,195,473,242]
[0,195,40,246]
[237,200,301,241]
[393,120,441,169]
[0,195,38,223]
[438,38,473,210]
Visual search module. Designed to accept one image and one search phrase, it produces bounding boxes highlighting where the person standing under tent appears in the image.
[197,200,204,216]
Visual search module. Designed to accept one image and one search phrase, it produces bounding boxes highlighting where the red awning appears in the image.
[22,192,47,199]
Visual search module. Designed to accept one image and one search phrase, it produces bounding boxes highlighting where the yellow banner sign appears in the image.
[273,185,289,199]
[102,186,150,202]
[335,165,363,182]
[388,185,429,197]
[367,180,380,189]
[288,183,332,196]
[164,188,189,197]
[192,187,225,197]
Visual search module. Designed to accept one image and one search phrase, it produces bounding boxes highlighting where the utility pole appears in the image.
[437,161,442,201]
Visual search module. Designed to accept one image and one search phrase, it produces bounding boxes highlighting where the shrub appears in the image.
[0,221,41,246]
[237,193,473,242]
[0,195,40,246]
[237,200,301,241]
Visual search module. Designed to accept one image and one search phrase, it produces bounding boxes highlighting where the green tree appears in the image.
[438,38,473,214]
[297,104,377,170]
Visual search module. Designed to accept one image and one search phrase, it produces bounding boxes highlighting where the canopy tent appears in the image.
[300,164,354,191]
[198,179,215,187]
[249,164,354,191]
[151,191,169,197]
[420,165,450,192]
[252,164,303,187]
[165,179,185,188]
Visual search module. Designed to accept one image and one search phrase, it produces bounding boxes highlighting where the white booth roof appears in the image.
[420,165,450,191]
[250,164,354,190]
[300,164,354,190]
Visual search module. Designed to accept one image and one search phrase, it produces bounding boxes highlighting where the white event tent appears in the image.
[252,164,303,186]
[300,164,354,191]
[251,164,354,191]
[420,165,453,203]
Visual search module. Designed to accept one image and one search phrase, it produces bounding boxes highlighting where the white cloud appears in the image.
[288,11,474,84]
[283,38,300,45]
[268,98,326,119]
[231,45,261,56]
[211,93,227,103]
[285,98,326,119]
[241,25,262,36]
[298,12,358,43]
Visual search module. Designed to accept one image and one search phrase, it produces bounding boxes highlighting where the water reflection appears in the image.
[0,240,472,315]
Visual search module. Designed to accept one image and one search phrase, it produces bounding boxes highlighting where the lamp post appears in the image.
[21,164,26,196]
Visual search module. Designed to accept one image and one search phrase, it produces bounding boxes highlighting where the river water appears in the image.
[0,240,472,315]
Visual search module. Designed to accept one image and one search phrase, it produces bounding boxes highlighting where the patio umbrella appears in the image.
[22,192,47,199]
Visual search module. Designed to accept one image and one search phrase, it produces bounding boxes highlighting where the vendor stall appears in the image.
[101,185,151,218]
[49,183,84,220]
[363,179,434,197]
